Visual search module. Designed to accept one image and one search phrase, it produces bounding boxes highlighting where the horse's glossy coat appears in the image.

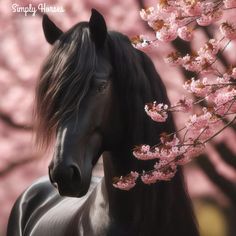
[7,9,200,236]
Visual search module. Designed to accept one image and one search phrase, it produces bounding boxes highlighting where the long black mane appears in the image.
[35,22,97,148]
[105,33,199,235]
[107,32,176,147]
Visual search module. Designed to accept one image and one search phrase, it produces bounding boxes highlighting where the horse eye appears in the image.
[96,82,107,92]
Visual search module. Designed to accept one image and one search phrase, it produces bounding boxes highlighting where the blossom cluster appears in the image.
[112,171,139,191]
[113,135,204,189]
[183,76,236,115]
[113,1,236,190]
[113,107,226,190]
[165,39,220,74]
[144,96,193,123]
[131,0,236,50]
[144,102,169,122]
[113,77,235,190]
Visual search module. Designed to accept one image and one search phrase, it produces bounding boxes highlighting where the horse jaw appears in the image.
[49,132,103,198]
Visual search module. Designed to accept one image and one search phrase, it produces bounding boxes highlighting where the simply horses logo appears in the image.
[12,3,65,16]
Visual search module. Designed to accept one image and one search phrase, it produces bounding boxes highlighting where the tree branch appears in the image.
[0,111,32,130]
[0,156,38,178]
[196,155,236,206]
[202,26,229,68]
[215,143,236,170]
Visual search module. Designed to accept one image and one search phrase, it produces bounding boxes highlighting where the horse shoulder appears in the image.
[7,176,56,236]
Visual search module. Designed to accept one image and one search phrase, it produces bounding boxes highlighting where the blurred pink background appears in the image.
[1,1,236,235]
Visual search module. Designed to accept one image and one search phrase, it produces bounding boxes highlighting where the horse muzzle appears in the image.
[48,163,89,197]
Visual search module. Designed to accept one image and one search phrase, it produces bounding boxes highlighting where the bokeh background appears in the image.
[0,0,236,235]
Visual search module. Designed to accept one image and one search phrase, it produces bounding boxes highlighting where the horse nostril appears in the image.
[70,165,81,184]
[48,164,81,188]
[48,165,58,188]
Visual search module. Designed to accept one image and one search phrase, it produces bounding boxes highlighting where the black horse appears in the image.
[7,9,199,236]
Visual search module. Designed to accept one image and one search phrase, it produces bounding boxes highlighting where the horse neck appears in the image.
[102,150,172,234]
[102,150,199,236]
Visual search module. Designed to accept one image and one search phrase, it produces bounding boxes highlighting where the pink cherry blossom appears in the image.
[211,9,223,22]
[148,15,178,42]
[133,134,189,162]
[201,2,215,14]
[133,145,160,160]
[181,51,216,74]
[141,160,177,184]
[144,102,168,122]
[199,126,215,140]
[182,54,202,72]
[185,108,212,129]
[223,0,236,8]
[217,75,231,84]
[172,97,193,112]
[197,14,213,26]
[159,145,187,160]
[154,160,177,180]
[175,154,192,165]
[141,170,160,184]
[155,24,178,42]
[198,39,219,58]
[185,108,223,141]
[221,68,236,81]
[185,110,213,138]
[183,77,211,97]
[220,22,236,40]
[131,35,153,51]
[140,7,158,22]
[183,141,206,159]
[164,51,182,66]
[160,133,180,146]
[183,1,202,16]
[196,1,221,26]
[213,89,236,115]
[157,1,176,14]
[113,171,139,190]
[178,26,193,41]
[157,134,187,160]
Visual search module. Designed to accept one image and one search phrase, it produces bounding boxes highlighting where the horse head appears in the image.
[38,9,123,197]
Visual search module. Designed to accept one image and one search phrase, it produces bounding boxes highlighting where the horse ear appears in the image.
[89,9,107,49]
[42,14,63,45]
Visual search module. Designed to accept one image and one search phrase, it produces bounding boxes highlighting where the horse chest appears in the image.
[25,177,109,236]
[26,198,82,236]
